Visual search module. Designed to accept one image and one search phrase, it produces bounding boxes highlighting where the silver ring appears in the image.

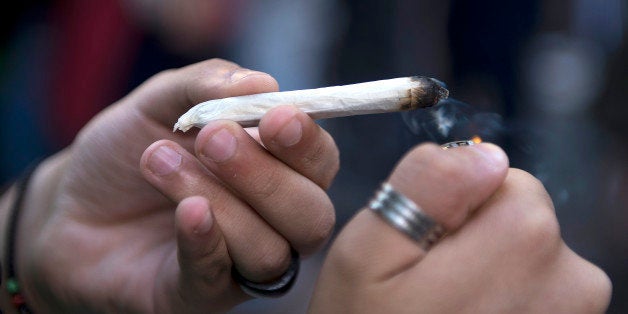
[368,183,445,250]
[231,248,300,298]
[441,140,475,149]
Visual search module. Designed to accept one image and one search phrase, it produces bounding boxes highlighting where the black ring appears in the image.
[231,248,300,298]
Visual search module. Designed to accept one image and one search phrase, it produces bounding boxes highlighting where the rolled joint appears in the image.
[174,76,450,132]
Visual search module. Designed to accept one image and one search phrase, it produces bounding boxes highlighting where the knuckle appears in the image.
[509,169,554,205]
[585,274,613,312]
[498,169,560,253]
[185,59,243,100]
[192,58,240,77]
[249,169,284,201]
[302,137,340,189]
[300,200,336,253]
[559,255,613,313]
[589,270,613,312]
[504,204,561,257]
[300,138,326,169]
[573,261,613,312]
[152,68,178,83]
[253,244,292,279]
[205,57,237,68]
[192,249,231,283]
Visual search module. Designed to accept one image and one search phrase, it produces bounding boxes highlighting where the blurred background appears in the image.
[1,0,626,312]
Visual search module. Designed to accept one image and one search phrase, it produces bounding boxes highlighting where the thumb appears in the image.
[132,58,279,129]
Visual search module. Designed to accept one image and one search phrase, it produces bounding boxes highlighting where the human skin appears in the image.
[0,59,339,313]
[309,143,612,313]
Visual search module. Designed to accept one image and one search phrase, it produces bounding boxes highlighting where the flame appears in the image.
[471,135,482,144]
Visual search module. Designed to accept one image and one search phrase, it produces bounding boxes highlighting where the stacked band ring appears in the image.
[368,183,445,250]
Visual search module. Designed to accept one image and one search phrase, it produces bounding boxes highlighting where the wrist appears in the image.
[0,183,18,312]
[0,158,41,313]
[0,150,70,312]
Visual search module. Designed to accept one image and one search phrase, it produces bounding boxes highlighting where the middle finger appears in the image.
[195,120,335,256]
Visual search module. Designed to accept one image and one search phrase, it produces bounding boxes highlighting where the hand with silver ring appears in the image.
[309,141,611,313]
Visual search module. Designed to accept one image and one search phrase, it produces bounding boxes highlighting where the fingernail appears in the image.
[194,209,213,235]
[148,146,182,176]
[203,128,237,162]
[230,69,267,83]
[274,117,302,147]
